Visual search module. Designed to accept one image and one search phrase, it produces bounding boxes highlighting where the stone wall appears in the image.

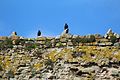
[0,33,117,49]
[36,36,73,48]
[35,34,112,48]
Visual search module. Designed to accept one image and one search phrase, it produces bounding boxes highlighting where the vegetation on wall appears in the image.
[110,35,117,44]
[0,38,13,49]
[72,35,96,46]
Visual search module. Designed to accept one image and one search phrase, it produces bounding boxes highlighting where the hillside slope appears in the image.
[0,46,120,80]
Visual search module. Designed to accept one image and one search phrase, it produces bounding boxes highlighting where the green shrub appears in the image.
[20,40,26,46]
[45,59,54,68]
[6,70,14,78]
[25,43,37,50]
[110,36,117,44]
[45,41,52,48]
[89,35,96,42]
[14,39,21,45]
[31,69,36,78]
[72,37,81,46]
[0,64,3,71]
[56,42,63,48]
[80,38,89,43]
[72,36,95,44]
[0,39,13,49]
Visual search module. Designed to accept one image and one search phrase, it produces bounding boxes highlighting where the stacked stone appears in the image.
[36,37,46,48]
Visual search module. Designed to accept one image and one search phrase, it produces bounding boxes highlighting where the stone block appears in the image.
[60,38,67,42]
[36,37,46,41]
[67,41,73,46]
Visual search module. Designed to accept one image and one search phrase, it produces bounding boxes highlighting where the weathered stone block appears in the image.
[36,37,46,41]
[60,38,67,42]
[67,41,73,46]
[37,41,46,45]
[0,36,8,40]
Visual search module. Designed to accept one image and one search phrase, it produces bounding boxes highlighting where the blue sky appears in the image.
[0,0,120,38]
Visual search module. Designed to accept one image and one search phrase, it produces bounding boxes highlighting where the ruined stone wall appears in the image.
[0,34,113,49]
[35,33,114,48]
